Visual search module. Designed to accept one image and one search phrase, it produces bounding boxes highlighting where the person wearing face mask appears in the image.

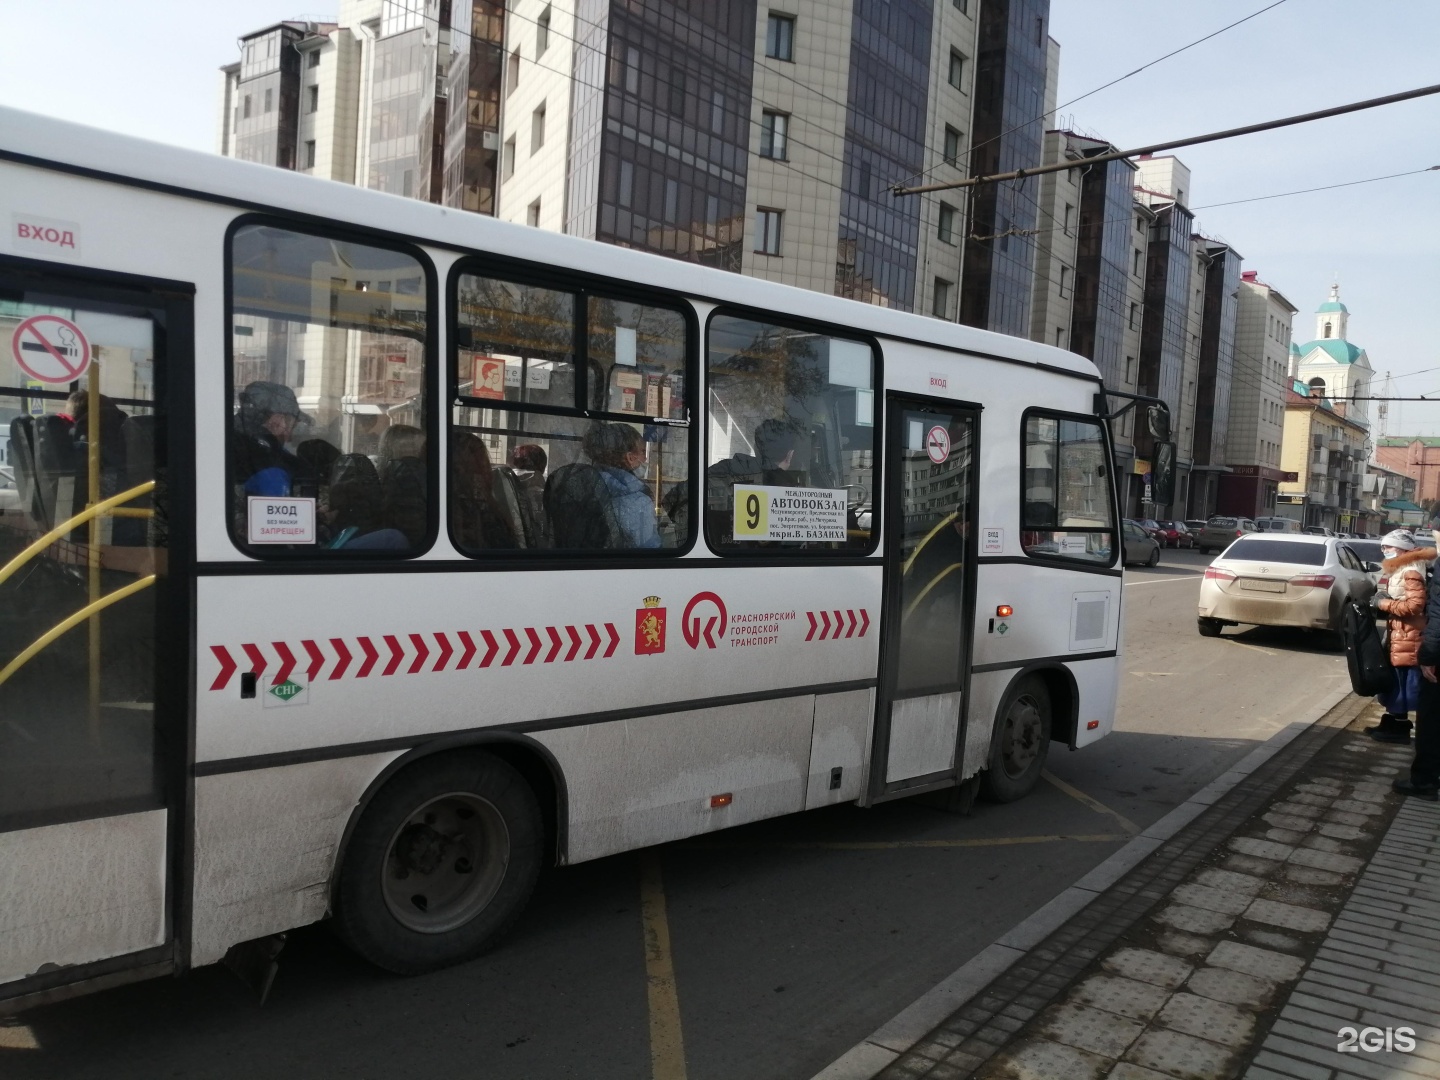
[582,422,660,549]
[1369,529,1433,744]
[1404,529,1440,801]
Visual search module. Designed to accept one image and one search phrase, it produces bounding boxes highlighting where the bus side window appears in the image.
[705,313,877,554]
[1020,412,1115,564]
[227,221,432,556]
[449,268,693,555]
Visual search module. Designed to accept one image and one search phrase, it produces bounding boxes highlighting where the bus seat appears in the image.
[544,463,622,550]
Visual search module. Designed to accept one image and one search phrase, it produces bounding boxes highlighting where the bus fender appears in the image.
[989,662,1079,752]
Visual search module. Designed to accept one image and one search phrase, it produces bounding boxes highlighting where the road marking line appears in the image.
[1225,638,1278,656]
[639,850,687,1080]
[681,834,1129,850]
[1042,770,1140,835]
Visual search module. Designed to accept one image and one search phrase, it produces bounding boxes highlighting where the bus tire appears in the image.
[980,676,1051,803]
[334,751,543,975]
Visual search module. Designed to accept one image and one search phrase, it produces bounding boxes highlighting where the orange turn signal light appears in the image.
[1086,720,1100,730]
[710,793,733,809]
[996,604,1014,618]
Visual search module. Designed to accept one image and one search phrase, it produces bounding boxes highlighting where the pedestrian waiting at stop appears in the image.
[1369,529,1433,744]
[1404,529,1440,801]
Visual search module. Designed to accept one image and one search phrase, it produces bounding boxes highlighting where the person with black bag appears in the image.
[1405,533,1440,801]
[1369,530,1433,743]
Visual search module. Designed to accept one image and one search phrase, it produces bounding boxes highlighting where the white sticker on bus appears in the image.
[247,496,317,544]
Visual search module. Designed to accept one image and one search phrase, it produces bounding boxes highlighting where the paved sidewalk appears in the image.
[841,696,1440,1080]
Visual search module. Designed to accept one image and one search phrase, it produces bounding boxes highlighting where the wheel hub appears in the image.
[382,791,510,934]
[1001,697,1042,777]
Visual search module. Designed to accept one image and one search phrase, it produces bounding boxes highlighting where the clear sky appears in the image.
[2,1,1437,431]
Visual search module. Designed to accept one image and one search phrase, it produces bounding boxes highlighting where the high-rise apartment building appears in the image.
[219,0,504,214]
[1219,269,1295,519]
[220,0,1054,328]
[1187,238,1241,519]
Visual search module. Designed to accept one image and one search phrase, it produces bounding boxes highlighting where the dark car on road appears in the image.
[1155,521,1195,548]
[1196,515,1256,555]
[1122,520,1161,567]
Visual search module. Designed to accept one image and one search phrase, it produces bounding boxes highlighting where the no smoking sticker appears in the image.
[11,314,91,384]
[926,425,950,464]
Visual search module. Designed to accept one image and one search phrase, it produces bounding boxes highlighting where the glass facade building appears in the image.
[588,0,757,273]
[1136,204,1194,466]
[959,0,1048,336]
[833,0,933,311]
[443,1,506,214]
[1069,153,1135,389]
[1193,241,1241,468]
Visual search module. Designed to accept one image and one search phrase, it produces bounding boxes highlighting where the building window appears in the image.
[668,66,686,115]
[1055,326,1065,347]
[1132,248,1142,276]
[766,14,795,61]
[306,85,319,114]
[948,49,966,90]
[932,278,952,319]
[619,160,633,207]
[1059,266,1071,298]
[858,161,871,199]
[502,135,516,179]
[307,49,321,69]
[1063,203,1073,236]
[1124,356,1134,383]
[242,95,252,119]
[1129,303,1138,329]
[1323,321,1332,338]
[943,126,961,166]
[664,179,678,223]
[625,46,640,95]
[756,208,782,255]
[506,50,520,96]
[760,111,789,160]
[531,102,546,153]
[1136,215,1144,232]
[527,199,541,227]
[304,140,316,169]
[937,201,957,244]
[710,91,725,134]
[264,88,273,113]
[952,0,968,12]
[536,5,551,54]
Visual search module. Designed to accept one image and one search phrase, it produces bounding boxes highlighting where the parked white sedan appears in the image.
[1197,533,1378,637]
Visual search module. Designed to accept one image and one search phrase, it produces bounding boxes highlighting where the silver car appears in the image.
[1198,534,1377,637]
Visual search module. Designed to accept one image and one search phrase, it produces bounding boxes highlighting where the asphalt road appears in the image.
[2,547,1352,1080]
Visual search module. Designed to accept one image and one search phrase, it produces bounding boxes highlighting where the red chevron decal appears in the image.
[433,632,454,672]
[604,623,620,658]
[407,633,429,674]
[480,629,500,668]
[584,624,601,660]
[522,627,543,665]
[565,624,582,661]
[356,637,379,678]
[330,638,353,679]
[302,639,325,682]
[272,641,297,685]
[845,610,858,638]
[544,626,563,663]
[455,631,476,669]
[501,628,522,666]
[242,643,267,679]
[818,611,831,639]
[806,612,818,641]
[210,646,237,691]
[381,635,404,677]
[859,609,871,636]
[832,610,843,636]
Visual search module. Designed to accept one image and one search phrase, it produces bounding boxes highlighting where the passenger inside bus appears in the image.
[229,380,318,500]
[450,432,520,550]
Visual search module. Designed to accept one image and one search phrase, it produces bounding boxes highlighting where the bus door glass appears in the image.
[874,399,976,792]
[0,266,180,997]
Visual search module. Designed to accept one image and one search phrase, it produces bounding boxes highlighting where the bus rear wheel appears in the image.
[981,676,1051,803]
[335,751,543,974]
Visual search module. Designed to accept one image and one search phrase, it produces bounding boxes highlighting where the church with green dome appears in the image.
[1289,284,1373,426]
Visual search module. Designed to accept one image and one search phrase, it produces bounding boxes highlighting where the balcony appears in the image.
[1327,438,1344,451]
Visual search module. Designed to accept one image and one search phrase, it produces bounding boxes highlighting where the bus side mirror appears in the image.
[1152,441,1176,506]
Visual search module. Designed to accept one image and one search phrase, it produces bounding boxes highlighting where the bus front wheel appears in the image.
[335,751,543,974]
[981,676,1052,803]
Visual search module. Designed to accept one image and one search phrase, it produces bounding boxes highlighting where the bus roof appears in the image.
[0,105,1100,382]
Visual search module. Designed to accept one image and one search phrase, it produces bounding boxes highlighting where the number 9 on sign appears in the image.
[733,486,769,538]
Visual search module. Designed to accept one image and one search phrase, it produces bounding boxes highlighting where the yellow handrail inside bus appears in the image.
[0,479,155,589]
[0,574,156,689]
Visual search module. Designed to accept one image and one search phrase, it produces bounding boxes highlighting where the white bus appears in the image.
[0,106,1133,1007]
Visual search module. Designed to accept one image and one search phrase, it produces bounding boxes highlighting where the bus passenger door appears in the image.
[0,262,189,1005]
[871,397,977,799]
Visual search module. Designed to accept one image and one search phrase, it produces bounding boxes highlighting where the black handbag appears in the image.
[1343,600,1394,697]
